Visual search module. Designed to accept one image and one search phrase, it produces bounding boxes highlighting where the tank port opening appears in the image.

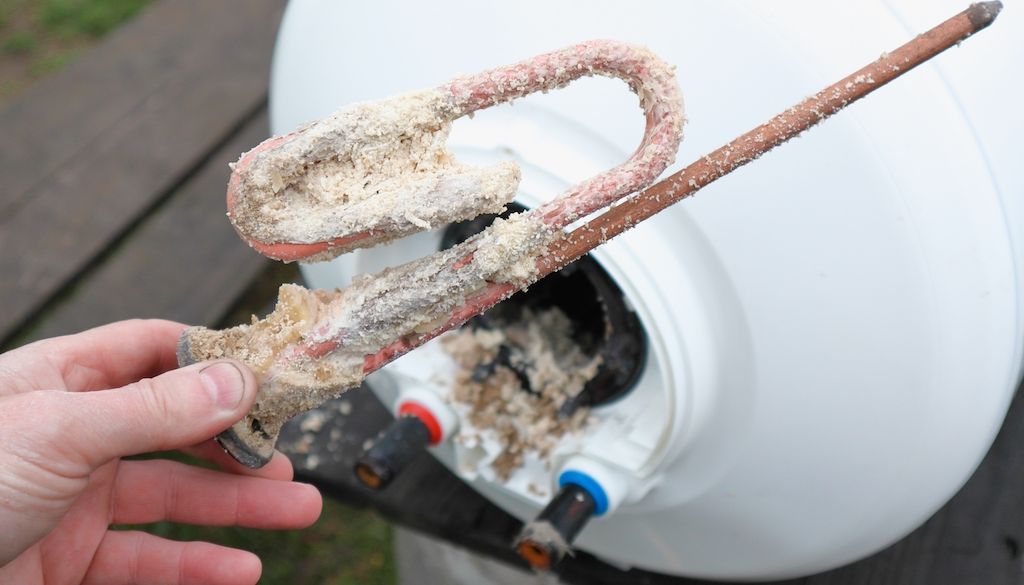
[440,203,647,415]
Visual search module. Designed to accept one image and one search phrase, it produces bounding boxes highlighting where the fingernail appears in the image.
[200,361,246,410]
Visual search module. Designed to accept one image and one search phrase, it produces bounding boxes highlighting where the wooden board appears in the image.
[283,381,1024,585]
[0,0,285,345]
[20,112,273,343]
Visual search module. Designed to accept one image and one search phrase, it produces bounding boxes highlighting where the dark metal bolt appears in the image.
[353,415,431,490]
[514,484,597,570]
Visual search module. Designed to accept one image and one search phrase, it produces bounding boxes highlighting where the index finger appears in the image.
[15,319,187,391]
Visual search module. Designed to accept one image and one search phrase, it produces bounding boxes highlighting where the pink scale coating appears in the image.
[230,40,683,261]
[272,41,684,364]
[442,40,684,229]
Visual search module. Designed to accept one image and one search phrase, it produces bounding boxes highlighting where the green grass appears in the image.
[0,0,153,102]
[27,47,72,74]
[2,30,35,53]
[38,0,149,38]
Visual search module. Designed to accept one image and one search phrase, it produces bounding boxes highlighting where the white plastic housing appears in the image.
[270,0,1024,580]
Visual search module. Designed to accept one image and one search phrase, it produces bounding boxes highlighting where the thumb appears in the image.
[57,360,258,467]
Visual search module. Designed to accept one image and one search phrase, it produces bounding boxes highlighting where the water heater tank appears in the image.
[269,1,1023,579]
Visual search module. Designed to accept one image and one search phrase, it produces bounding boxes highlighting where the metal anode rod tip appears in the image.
[968,1,1003,29]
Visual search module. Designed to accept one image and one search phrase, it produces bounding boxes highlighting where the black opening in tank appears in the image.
[440,203,647,413]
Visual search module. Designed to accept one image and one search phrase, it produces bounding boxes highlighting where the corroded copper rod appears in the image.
[536,1,1003,276]
[364,2,1002,379]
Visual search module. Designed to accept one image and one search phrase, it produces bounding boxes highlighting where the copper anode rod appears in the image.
[364,1,1001,379]
[536,1,1003,276]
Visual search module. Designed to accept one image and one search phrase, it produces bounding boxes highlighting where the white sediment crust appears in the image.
[184,212,558,453]
[441,307,602,481]
[229,89,520,250]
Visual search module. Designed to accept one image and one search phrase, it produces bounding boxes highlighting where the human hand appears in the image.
[0,320,322,584]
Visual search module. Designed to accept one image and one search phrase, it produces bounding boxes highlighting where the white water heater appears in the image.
[270,1,1023,580]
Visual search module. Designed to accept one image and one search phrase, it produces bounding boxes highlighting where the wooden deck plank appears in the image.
[0,0,285,344]
[20,112,273,343]
[0,0,282,214]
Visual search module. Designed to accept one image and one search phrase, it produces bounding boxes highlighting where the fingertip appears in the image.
[179,443,293,480]
[197,359,256,413]
[84,358,260,463]
[186,543,262,585]
[238,549,263,585]
[296,482,324,526]
[265,450,296,481]
[189,540,262,581]
[217,358,258,411]
[139,318,189,335]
